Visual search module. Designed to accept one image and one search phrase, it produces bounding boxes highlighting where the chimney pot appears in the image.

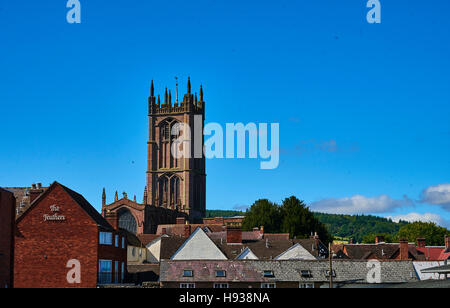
[375,235,385,244]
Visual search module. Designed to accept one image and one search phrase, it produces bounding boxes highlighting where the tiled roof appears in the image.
[415,247,449,261]
[5,186,48,218]
[213,238,327,260]
[137,234,161,246]
[160,260,418,284]
[339,243,426,260]
[159,236,188,260]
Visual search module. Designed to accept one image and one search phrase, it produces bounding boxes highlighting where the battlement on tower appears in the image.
[148,77,205,115]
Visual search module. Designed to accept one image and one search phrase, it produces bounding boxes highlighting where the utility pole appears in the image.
[329,242,333,289]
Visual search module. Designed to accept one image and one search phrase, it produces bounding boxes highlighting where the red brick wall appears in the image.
[0,188,15,288]
[14,184,126,288]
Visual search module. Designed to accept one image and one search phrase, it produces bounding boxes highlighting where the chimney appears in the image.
[161,228,167,235]
[226,223,242,244]
[349,238,354,244]
[310,232,320,250]
[105,211,119,230]
[29,183,45,203]
[260,226,264,235]
[176,217,186,225]
[445,235,450,252]
[416,238,426,248]
[375,235,385,244]
[184,224,191,238]
[399,239,410,260]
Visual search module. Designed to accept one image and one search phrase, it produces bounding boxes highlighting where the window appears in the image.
[99,232,113,245]
[300,270,312,278]
[325,270,336,278]
[261,283,276,288]
[121,262,125,282]
[215,270,226,278]
[300,283,314,289]
[139,248,143,257]
[98,260,112,284]
[122,237,125,249]
[114,261,119,283]
[263,270,274,278]
[214,283,229,288]
[183,270,194,277]
[180,283,195,288]
[115,235,119,247]
[132,247,136,257]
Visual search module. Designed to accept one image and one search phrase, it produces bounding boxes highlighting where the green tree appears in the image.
[241,199,282,233]
[397,222,449,246]
[280,196,333,245]
[362,232,398,244]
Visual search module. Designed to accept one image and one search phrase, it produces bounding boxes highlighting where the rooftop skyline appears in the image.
[0,1,449,227]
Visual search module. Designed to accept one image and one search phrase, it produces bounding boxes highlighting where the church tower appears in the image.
[146,78,206,221]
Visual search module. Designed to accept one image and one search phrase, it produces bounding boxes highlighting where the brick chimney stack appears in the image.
[184,224,191,238]
[104,211,119,230]
[29,183,45,204]
[445,235,450,252]
[226,223,242,244]
[399,239,410,260]
[176,217,186,225]
[375,235,385,244]
[416,238,426,248]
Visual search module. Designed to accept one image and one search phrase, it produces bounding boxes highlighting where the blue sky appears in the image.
[1,1,449,227]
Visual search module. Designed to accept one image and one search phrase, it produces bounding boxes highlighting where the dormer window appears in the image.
[183,270,194,277]
[300,270,312,278]
[263,270,274,278]
[215,270,226,278]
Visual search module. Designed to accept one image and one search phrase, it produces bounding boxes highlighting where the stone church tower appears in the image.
[145,78,206,220]
[101,78,206,235]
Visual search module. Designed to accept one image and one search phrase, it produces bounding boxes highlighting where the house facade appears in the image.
[160,260,419,288]
[14,182,127,288]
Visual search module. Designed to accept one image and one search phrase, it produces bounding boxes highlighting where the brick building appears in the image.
[102,78,205,234]
[14,182,127,288]
[0,188,15,288]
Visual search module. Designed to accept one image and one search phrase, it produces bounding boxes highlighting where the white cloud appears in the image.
[311,194,412,215]
[420,184,450,211]
[387,212,444,226]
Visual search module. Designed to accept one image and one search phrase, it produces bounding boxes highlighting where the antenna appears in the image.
[175,76,179,103]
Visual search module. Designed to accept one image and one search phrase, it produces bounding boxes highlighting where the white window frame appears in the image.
[180,283,195,288]
[261,283,276,288]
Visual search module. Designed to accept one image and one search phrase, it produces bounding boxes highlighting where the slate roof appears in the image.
[160,260,418,284]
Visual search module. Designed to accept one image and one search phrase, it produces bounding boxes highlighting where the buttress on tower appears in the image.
[146,78,206,220]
